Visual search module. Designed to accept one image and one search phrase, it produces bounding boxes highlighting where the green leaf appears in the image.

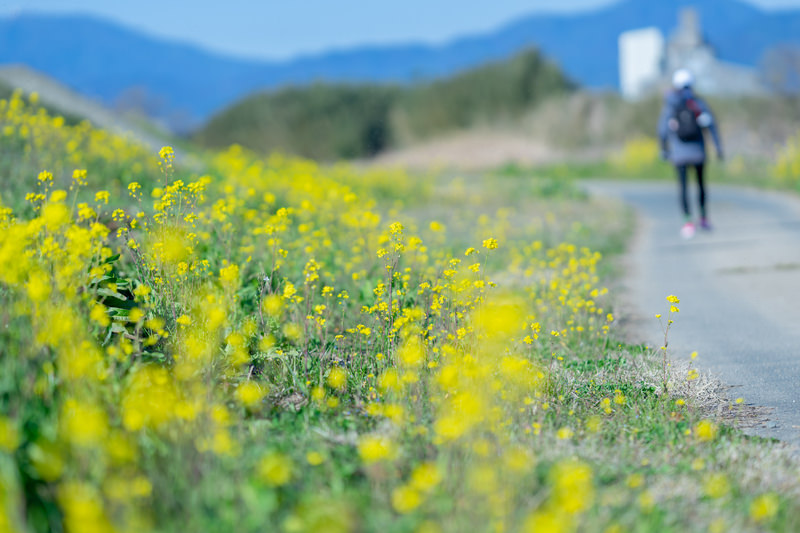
[97,287,127,300]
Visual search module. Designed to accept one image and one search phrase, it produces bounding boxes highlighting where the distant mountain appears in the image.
[1,0,799,130]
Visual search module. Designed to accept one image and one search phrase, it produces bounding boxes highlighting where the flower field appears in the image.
[1,91,799,533]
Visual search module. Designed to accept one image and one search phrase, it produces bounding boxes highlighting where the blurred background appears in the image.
[1,0,799,173]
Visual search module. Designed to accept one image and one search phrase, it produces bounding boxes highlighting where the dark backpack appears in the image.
[673,97,703,142]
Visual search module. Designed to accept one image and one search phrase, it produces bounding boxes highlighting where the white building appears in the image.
[619,8,767,100]
[619,27,665,100]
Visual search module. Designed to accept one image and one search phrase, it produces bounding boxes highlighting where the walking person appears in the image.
[658,69,724,239]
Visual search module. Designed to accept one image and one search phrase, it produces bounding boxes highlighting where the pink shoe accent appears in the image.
[680,222,696,239]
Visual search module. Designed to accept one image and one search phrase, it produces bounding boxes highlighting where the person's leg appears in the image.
[696,163,706,217]
[676,164,690,220]
[695,163,710,228]
[677,164,696,238]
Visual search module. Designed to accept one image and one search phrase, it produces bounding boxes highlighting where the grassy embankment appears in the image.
[193,48,573,161]
[2,91,800,533]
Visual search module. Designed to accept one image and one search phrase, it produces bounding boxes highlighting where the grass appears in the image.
[1,90,799,533]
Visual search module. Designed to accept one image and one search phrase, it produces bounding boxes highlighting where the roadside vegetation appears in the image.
[596,128,800,192]
[2,91,800,533]
[453,92,796,193]
[514,90,800,191]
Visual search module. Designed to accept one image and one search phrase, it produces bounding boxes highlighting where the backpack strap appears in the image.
[686,98,702,118]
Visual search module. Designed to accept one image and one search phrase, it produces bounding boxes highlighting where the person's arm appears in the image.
[657,101,671,159]
[698,99,723,159]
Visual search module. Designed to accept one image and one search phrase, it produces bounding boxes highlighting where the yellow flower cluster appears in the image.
[2,92,772,533]
[0,90,157,205]
[610,137,660,174]
[774,130,800,187]
[0,117,619,528]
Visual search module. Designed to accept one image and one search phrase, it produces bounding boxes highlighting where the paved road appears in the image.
[586,181,800,446]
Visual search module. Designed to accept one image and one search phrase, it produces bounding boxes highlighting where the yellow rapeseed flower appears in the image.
[613,390,626,405]
[523,508,572,533]
[398,338,424,368]
[378,369,401,393]
[306,451,325,466]
[258,452,293,486]
[703,473,730,499]
[694,419,719,442]
[262,294,283,316]
[551,459,594,514]
[159,145,175,161]
[133,284,151,299]
[0,416,20,452]
[26,271,51,302]
[557,427,574,440]
[235,382,266,409]
[482,237,499,250]
[750,493,779,523]
[219,263,240,286]
[127,182,141,197]
[72,168,87,186]
[50,189,67,203]
[358,435,396,464]
[90,304,110,327]
[41,202,70,229]
[327,367,347,390]
[58,482,113,533]
[61,398,109,448]
[104,475,152,502]
[638,490,655,511]
[283,323,302,342]
[409,462,442,493]
[391,485,421,514]
[94,190,109,205]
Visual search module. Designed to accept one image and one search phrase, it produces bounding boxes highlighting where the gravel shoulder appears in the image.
[586,180,800,447]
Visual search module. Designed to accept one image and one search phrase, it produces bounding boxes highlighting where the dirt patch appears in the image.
[370,130,568,171]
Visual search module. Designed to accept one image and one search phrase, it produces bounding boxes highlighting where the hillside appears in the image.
[1,0,799,129]
[0,65,177,156]
[194,49,573,160]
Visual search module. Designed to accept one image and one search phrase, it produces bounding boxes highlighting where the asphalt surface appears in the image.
[585,180,800,447]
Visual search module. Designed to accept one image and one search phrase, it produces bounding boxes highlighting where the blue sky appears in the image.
[2,0,800,60]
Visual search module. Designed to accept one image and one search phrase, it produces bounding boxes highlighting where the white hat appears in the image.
[672,69,694,89]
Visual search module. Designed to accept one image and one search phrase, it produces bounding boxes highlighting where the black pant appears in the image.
[677,163,706,219]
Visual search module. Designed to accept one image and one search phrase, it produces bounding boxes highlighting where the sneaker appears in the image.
[700,217,712,231]
[680,222,696,239]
